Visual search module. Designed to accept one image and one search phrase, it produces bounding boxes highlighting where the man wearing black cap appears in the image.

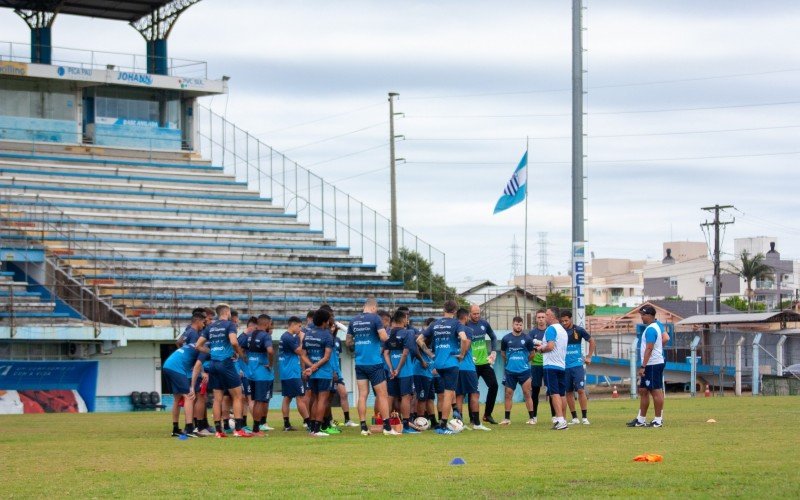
[627,305,665,428]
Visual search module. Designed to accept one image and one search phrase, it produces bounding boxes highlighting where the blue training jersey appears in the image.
[458,325,477,372]
[246,330,274,382]
[384,327,417,378]
[303,326,335,380]
[163,343,201,378]
[413,332,434,378]
[278,332,302,380]
[178,325,201,346]
[201,319,238,361]
[347,312,385,366]
[501,332,535,374]
[564,325,591,369]
[423,317,465,370]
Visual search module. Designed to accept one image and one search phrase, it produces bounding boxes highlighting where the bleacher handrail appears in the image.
[0,40,207,78]
[195,105,446,289]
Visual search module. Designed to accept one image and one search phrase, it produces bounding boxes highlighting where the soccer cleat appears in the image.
[499,419,511,425]
[551,417,558,425]
[332,420,342,427]
[171,431,183,437]
[196,428,213,437]
[344,420,359,427]
[472,424,492,431]
[224,428,234,434]
[250,430,266,437]
[312,431,330,437]
[569,418,580,425]
[626,418,648,427]
[233,429,253,438]
[360,429,371,436]
[323,427,342,435]
[582,418,590,425]
[526,418,537,425]
[553,420,568,430]
[434,427,454,435]
[215,431,227,438]
[283,426,297,432]
[242,426,253,433]
[402,427,420,434]
[651,420,663,428]
[482,415,499,425]
[383,428,402,436]
[452,410,462,420]
[203,426,216,435]
[261,424,275,431]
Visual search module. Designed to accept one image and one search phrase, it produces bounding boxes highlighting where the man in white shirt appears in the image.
[627,305,666,428]
[536,306,569,431]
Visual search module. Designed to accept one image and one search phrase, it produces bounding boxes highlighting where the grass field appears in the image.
[1,396,799,498]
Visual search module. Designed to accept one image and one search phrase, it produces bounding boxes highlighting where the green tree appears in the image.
[546,292,572,308]
[585,304,597,316]
[388,248,458,306]
[723,296,766,312]
[729,250,772,311]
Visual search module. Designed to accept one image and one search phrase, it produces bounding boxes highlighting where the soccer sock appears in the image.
[571,410,578,419]
[383,419,391,431]
[223,419,231,430]
[438,411,443,421]
[344,411,350,422]
[193,418,198,428]
[235,418,244,431]
[360,420,368,430]
[528,410,535,419]
[581,410,587,419]
[185,423,194,434]
[427,414,437,426]
[470,412,479,425]
[549,397,556,417]
[312,420,320,433]
[505,410,511,420]
[303,417,311,427]
[172,422,180,433]
[260,417,266,428]
[403,418,410,430]
[284,417,291,428]
[410,412,417,420]
[214,421,222,433]
[242,415,248,427]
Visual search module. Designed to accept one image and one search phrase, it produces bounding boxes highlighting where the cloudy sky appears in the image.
[3,0,799,285]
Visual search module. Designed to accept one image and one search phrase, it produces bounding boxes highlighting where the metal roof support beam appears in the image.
[130,0,201,75]
[751,333,762,396]
[14,1,64,64]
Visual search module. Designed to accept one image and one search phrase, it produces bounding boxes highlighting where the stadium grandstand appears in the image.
[0,0,443,411]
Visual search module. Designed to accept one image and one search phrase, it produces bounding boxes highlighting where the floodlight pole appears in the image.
[389,92,400,263]
[571,0,586,328]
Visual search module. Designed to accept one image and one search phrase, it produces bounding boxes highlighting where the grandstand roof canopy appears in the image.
[0,0,174,23]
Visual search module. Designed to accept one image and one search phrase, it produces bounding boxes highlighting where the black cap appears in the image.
[639,305,656,316]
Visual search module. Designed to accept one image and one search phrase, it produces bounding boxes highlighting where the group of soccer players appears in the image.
[162,298,602,438]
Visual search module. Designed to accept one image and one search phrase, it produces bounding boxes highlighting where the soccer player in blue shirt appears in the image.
[528,309,549,424]
[346,298,394,436]
[418,300,470,435]
[456,308,491,431]
[195,303,251,438]
[536,306,569,430]
[279,316,310,431]
[246,314,274,436]
[163,313,208,437]
[327,314,357,428]
[559,310,596,425]
[383,309,419,434]
[500,316,537,426]
[301,308,336,437]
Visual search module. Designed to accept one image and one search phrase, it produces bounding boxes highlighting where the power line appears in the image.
[282,121,387,152]
[305,142,388,167]
[405,100,800,119]
[255,101,384,135]
[401,124,800,142]
[402,68,800,100]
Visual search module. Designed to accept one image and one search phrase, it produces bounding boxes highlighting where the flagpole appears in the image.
[523,137,529,327]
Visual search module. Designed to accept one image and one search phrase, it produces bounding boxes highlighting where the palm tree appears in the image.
[730,251,772,311]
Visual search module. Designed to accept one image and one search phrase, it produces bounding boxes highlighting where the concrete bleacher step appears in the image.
[8,190,286,215]
[0,301,58,312]
[0,159,234,182]
[0,177,266,201]
[78,247,366,264]
[60,254,376,271]
[14,207,312,230]
[78,272,402,288]
[66,264,390,282]
[1,226,339,247]
[98,284,423,298]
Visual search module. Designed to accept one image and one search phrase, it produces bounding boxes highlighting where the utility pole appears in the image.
[389,92,400,263]
[571,0,587,328]
[700,204,735,315]
[537,232,549,275]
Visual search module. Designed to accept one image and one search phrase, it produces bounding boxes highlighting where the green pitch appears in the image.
[1,396,798,498]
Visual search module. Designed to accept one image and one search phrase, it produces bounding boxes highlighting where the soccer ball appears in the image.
[413,417,431,431]
[228,418,236,430]
[447,418,464,433]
